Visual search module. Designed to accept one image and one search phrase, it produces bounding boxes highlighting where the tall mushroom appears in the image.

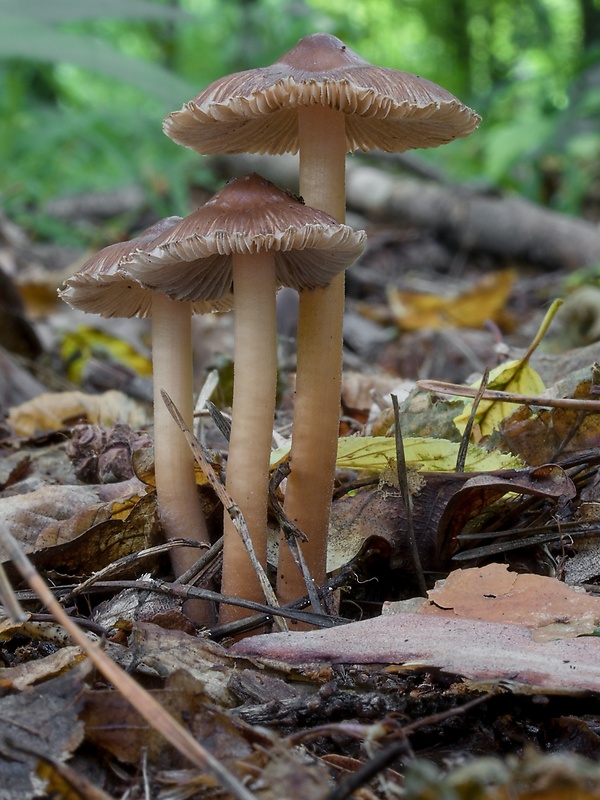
[125,173,365,622]
[163,32,481,605]
[60,218,230,625]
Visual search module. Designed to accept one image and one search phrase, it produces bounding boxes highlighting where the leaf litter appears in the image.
[5,189,600,797]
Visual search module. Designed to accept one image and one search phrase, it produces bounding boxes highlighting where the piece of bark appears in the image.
[217,154,600,271]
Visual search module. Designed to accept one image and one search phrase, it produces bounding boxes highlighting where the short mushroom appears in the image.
[163,32,481,607]
[125,173,365,623]
[60,218,228,624]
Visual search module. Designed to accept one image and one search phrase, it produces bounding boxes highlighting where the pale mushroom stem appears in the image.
[151,292,212,623]
[277,105,346,607]
[219,252,278,624]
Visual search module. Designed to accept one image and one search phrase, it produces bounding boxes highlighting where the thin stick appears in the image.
[161,390,287,632]
[391,394,427,597]
[456,368,489,472]
[417,380,600,411]
[270,462,325,614]
[0,561,27,622]
[0,522,258,800]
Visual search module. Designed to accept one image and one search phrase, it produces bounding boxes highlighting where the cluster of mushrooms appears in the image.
[60,33,480,627]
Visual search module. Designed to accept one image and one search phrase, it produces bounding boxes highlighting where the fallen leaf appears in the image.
[500,367,600,465]
[0,669,86,799]
[230,612,600,694]
[8,390,149,437]
[60,325,152,383]
[0,479,153,575]
[328,463,575,573]
[334,436,522,474]
[454,359,546,438]
[455,299,561,439]
[0,646,86,691]
[419,564,600,640]
[130,621,238,706]
[387,269,515,331]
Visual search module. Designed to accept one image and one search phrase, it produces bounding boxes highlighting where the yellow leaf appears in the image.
[454,359,546,436]
[335,436,522,473]
[60,326,152,383]
[454,299,563,437]
[387,269,515,331]
[8,390,149,436]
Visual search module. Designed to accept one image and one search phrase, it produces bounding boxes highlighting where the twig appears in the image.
[62,540,202,602]
[456,367,489,472]
[161,390,287,632]
[0,522,259,800]
[391,394,427,597]
[0,561,27,622]
[417,379,600,411]
[269,462,325,614]
[61,578,344,630]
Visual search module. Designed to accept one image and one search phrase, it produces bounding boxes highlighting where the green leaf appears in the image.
[270,437,523,473]
[0,0,192,23]
[335,436,523,473]
[0,20,197,105]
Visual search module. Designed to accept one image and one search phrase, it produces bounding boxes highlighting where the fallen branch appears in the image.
[217,153,600,270]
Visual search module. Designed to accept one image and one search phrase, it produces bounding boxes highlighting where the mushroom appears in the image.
[125,173,365,622]
[162,33,481,606]
[60,218,229,624]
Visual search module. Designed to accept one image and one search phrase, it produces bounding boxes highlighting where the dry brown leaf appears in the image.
[328,464,575,573]
[0,478,145,561]
[131,621,238,705]
[0,646,86,691]
[0,669,86,799]
[8,389,148,437]
[500,369,600,465]
[420,564,600,640]
[387,269,514,331]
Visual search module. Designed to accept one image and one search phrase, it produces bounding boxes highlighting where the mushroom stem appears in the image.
[151,292,211,622]
[219,252,278,624]
[278,105,346,606]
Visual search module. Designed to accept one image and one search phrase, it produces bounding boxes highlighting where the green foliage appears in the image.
[0,0,599,246]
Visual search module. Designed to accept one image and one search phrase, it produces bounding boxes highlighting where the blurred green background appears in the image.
[1,0,598,246]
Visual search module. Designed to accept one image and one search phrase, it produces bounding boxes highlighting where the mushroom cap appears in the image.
[125,173,366,300]
[60,217,233,318]
[164,32,481,156]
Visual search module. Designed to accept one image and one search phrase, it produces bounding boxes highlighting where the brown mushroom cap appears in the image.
[59,217,232,317]
[164,32,481,155]
[125,173,366,300]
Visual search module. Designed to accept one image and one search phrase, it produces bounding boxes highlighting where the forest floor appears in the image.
[2,156,600,798]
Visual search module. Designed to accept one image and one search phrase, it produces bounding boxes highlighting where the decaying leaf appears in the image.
[0,668,86,800]
[8,389,149,437]
[271,435,523,473]
[82,668,273,778]
[130,621,238,706]
[328,463,574,573]
[420,564,600,640]
[231,610,600,694]
[387,269,515,331]
[0,645,86,691]
[500,366,600,465]
[59,325,152,383]
[0,478,144,551]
